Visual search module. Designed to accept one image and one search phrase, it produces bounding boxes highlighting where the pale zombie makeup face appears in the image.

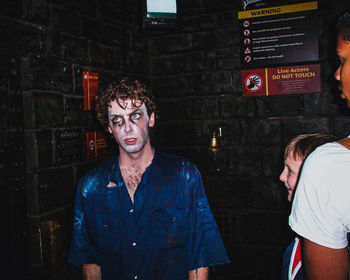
[279,154,303,202]
[107,100,155,154]
[335,36,350,108]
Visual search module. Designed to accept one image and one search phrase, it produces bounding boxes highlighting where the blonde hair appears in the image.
[284,133,337,161]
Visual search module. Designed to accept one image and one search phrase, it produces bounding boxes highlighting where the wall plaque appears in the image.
[56,130,82,163]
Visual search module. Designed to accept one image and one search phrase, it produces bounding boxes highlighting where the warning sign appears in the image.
[242,63,320,96]
[238,1,319,67]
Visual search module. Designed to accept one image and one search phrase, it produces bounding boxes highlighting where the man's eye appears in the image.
[112,117,122,124]
[131,113,141,120]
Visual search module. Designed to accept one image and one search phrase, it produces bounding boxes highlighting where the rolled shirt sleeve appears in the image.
[68,176,103,266]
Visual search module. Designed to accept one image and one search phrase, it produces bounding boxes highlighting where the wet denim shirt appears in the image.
[68,150,229,280]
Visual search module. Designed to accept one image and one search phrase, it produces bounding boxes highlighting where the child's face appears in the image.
[279,153,303,202]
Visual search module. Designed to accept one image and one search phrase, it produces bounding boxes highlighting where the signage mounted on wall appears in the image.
[238,1,319,68]
[83,72,99,110]
[56,130,82,164]
[242,63,320,97]
[86,131,108,159]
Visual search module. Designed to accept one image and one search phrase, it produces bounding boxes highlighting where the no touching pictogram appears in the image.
[244,74,263,92]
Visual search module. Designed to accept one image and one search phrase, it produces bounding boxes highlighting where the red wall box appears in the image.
[86,131,108,159]
[83,72,99,110]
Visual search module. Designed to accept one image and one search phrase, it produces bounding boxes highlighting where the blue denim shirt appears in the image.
[68,150,229,280]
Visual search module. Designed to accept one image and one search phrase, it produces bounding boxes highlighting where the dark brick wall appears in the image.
[2,0,350,279]
[1,0,147,279]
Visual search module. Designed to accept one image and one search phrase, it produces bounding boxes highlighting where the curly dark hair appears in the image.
[337,11,350,41]
[95,78,157,131]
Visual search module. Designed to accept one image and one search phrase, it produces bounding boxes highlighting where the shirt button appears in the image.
[130,209,134,213]
[134,276,138,279]
[132,242,136,246]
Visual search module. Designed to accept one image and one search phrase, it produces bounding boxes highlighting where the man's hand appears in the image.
[82,264,101,280]
[303,238,349,280]
[188,267,209,280]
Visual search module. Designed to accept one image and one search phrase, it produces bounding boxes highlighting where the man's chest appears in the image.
[90,181,192,252]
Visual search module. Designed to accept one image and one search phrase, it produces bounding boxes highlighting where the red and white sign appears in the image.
[242,64,321,97]
[86,131,108,159]
[83,72,99,110]
[244,74,263,92]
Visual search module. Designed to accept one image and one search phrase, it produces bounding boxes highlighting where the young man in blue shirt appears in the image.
[68,78,229,280]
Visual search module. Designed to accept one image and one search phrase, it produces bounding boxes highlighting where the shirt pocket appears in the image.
[152,208,189,250]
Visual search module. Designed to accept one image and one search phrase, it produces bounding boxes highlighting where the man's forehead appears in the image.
[118,98,143,108]
[108,99,146,114]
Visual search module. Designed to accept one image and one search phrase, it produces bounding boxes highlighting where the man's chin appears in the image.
[120,143,144,154]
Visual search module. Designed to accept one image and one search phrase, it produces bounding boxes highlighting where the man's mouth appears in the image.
[124,138,137,145]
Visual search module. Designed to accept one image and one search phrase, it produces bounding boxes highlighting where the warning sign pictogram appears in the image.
[244,74,263,92]
[244,55,252,63]
[243,29,250,36]
[244,47,251,54]
[243,20,250,27]
[244,38,251,45]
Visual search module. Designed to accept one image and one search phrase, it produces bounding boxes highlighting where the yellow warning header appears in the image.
[238,1,317,19]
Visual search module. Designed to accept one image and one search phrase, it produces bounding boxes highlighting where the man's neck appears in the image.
[118,142,154,203]
[119,142,154,170]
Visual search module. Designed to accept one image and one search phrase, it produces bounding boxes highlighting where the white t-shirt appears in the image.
[289,141,350,249]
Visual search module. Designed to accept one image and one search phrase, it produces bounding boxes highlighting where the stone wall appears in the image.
[1,0,350,279]
[1,0,147,279]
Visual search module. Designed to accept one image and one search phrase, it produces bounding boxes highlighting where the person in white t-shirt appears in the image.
[280,133,336,280]
[289,11,350,280]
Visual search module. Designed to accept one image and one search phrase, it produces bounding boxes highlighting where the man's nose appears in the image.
[124,120,133,133]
